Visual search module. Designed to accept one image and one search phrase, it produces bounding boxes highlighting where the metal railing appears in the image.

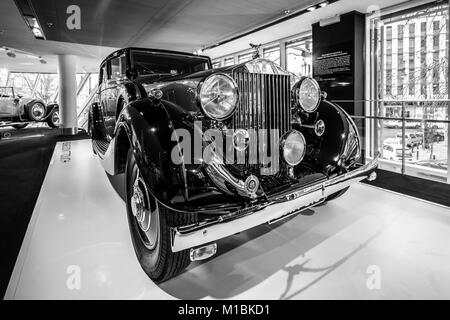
[332,99,449,182]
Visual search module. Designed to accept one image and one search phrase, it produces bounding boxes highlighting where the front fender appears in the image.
[117,98,188,212]
[295,100,361,174]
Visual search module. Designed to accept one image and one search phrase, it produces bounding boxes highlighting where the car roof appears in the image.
[100,47,211,67]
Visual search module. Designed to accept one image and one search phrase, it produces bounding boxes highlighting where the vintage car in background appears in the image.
[0,86,60,129]
[89,47,378,282]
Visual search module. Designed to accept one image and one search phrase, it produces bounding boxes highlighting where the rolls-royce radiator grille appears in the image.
[232,72,291,133]
[229,72,291,175]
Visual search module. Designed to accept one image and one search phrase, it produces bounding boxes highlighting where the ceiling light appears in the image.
[320,1,329,7]
[307,6,317,12]
[23,15,45,40]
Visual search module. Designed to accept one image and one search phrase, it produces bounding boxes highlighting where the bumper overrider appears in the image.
[171,154,379,253]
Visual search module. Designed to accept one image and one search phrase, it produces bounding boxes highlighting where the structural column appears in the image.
[57,54,78,135]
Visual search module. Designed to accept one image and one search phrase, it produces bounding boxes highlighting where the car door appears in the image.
[0,87,16,117]
[103,54,128,140]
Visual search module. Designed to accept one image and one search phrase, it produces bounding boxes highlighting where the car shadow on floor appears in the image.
[105,171,384,299]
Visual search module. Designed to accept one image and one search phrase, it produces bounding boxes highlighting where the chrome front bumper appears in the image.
[171,155,379,252]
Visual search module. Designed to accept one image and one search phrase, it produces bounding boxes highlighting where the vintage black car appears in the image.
[0,86,60,129]
[90,47,378,282]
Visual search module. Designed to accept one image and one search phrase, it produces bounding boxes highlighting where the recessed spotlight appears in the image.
[23,15,45,40]
[284,9,291,15]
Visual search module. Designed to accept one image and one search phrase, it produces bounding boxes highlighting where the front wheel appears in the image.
[27,102,46,121]
[46,108,60,128]
[125,150,196,282]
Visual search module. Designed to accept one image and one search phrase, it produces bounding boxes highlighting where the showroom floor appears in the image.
[4,140,450,300]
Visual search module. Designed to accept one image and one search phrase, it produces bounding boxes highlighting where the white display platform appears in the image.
[4,140,450,299]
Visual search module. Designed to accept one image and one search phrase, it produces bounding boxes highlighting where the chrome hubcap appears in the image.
[131,172,158,249]
[32,104,45,119]
[52,111,60,125]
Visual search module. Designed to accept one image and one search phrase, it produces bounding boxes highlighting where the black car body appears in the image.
[90,47,378,282]
[0,86,60,129]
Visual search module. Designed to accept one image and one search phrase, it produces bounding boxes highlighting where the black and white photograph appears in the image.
[0,0,449,306]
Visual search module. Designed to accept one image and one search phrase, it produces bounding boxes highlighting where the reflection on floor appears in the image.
[4,140,450,300]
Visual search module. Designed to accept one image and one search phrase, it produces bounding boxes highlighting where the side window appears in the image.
[99,63,107,85]
[110,54,126,80]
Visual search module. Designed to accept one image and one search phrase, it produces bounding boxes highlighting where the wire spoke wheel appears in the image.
[131,171,159,250]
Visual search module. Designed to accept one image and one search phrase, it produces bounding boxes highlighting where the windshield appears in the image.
[131,50,210,77]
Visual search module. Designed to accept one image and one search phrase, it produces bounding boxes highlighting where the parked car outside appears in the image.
[396,132,421,148]
[382,143,414,162]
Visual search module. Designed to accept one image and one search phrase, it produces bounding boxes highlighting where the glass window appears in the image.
[110,55,126,79]
[238,52,253,64]
[99,64,107,84]
[286,37,313,77]
[370,1,449,184]
[212,60,221,68]
[224,57,235,66]
[263,45,280,65]
[130,50,210,76]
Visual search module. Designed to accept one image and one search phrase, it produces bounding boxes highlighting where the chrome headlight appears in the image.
[294,77,321,113]
[199,74,238,120]
[281,130,306,166]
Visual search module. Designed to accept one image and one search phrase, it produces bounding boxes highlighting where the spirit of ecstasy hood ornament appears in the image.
[249,43,262,59]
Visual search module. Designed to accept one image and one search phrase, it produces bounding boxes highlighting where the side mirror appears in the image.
[126,68,138,80]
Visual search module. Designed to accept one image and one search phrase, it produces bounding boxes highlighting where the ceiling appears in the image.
[0,0,325,72]
[30,0,322,50]
[0,0,117,72]
[205,0,409,59]
[0,0,412,73]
